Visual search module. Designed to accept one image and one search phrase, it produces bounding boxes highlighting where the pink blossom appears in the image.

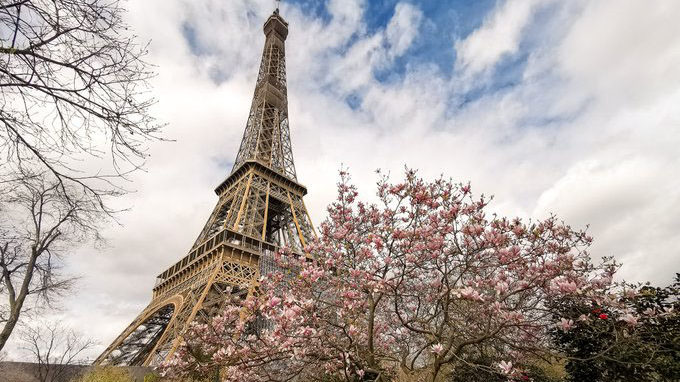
[552,279,578,294]
[268,296,282,308]
[283,308,298,320]
[559,318,574,331]
[620,313,638,326]
[498,360,513,374]
[459,287,484,302]
[494,281,509,295]
[431,343,444,355]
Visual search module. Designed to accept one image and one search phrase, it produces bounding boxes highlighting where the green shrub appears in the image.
[143,373,160,382]
[77,366,134,382]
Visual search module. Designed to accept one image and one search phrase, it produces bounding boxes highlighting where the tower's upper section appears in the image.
[231,10,297,180]
[264,9,288,40]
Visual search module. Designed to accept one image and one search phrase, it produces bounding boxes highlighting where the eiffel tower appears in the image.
[95,9,315,367]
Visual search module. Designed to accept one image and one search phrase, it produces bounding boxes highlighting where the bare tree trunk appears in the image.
[0,246,38,350]
[0,178,90,350]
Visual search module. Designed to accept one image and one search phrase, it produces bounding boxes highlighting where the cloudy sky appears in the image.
[6,0,680,359]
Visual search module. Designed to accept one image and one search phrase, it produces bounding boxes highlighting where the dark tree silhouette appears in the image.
[551,275,680,382]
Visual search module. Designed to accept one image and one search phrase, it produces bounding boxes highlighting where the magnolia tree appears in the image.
[162,170,635,382]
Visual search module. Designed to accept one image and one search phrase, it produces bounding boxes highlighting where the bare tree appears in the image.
[0,0,163,349]
[0,0,162,198]
[20,320,96,382]
[0,172,101,350]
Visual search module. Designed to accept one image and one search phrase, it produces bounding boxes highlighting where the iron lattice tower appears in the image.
[95,10,315,366]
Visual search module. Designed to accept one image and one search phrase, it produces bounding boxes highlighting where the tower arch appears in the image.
[98,295,182,366]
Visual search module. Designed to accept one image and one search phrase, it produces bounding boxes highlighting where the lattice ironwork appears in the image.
[95,10,316,368]
[232,11,296,180]
[98,304,175,366]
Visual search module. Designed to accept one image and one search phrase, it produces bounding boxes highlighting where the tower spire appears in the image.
[232,9,296,180]
[95,11,316,367]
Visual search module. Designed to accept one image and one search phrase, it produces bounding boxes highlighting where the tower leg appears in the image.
[96,249,259,366]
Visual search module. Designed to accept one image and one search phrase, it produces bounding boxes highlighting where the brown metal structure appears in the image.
[95,10,315,367]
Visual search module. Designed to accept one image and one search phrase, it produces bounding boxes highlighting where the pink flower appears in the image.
[559,318,574,331]
[431,343,444,355]
[459,287,484,302]
[268,296,282,308]
[283,308,298,320]
[620,313,638,326]
[494,281,509,295]
[161,171,628,382]
[298,326,316,336]
[498,360,513,374]
[552,279,578,294]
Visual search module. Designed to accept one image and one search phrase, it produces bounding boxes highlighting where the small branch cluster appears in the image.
[1,0,163,209]
[20,320,96,382]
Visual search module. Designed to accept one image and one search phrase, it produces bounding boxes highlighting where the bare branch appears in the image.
[0,173,100,350]
[20,320,97,382]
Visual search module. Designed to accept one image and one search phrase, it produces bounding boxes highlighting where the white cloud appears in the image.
[558,0,680,110]
[385,3,423,57]
[455,0,549,77]
[456,0,538,74]
[327,0,364,36]
[320,1,423,94]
